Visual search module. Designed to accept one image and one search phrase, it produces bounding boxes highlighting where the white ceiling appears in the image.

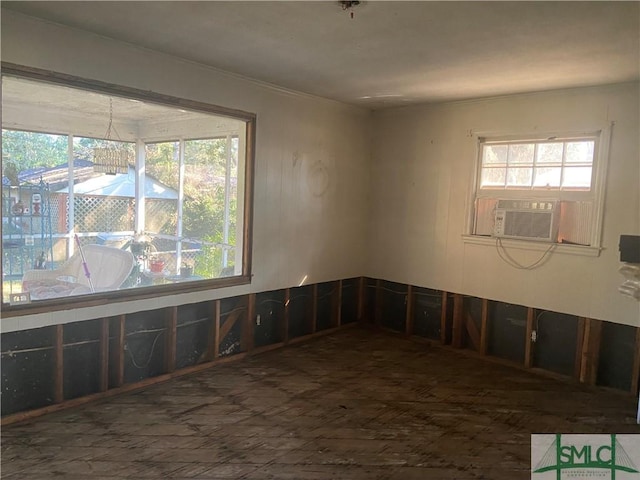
[2,76,244,141]
[2,1,639,109]
[1,76,198,123]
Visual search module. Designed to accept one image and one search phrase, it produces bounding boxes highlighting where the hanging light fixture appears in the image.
[93,97,132,175]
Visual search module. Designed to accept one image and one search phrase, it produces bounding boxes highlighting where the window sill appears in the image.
[1,274,251,318]
[462,235,602,257]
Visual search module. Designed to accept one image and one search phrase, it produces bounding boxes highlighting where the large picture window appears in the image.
[1,69,254,306]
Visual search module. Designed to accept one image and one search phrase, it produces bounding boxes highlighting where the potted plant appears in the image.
[180,261,194,278]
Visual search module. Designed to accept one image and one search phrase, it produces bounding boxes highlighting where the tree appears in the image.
[2,130,67,170]
[145,138,237,277]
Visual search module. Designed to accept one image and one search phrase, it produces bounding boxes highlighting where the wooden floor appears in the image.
[2,328,638,480]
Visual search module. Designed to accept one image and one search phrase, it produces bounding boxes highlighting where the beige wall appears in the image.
[1,11,371,332]
[2,11,638,332]
[369,83,640,326]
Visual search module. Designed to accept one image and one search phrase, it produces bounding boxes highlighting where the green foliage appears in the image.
[145,138,239,277]
[2,130,67,169]
[2,130,136,171]
[145,142,179,189]
[194,242,221,278]
[184,194,223,240]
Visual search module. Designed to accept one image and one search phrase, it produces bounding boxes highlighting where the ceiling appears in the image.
[2,1,639,109]
[2,76,243,141]
[2,76,200,124]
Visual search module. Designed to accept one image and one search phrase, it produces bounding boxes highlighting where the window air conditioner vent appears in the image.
[494,200,559,242]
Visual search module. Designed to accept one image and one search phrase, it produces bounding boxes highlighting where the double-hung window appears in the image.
[471,132,607,252]
[480,138,595,190]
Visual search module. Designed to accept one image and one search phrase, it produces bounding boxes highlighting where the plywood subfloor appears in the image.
[2,328,638,479]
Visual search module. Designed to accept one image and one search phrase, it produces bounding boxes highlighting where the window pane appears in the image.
[533,167,561,188]
[536,142,563,164]
[508,144,534,164]
[183,138,237,278]
[562,166,592,188]
[135,138,241,283]
[2,130,68,169]
[482,145,507,165]
[72,137,136,237]
[480,167,506,188]
[506,167,533,187]
[2,130,68,302]
[145,142,180,236]
[566,141,594,164]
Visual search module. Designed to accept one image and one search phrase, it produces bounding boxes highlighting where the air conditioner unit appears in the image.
[493,200,559,242]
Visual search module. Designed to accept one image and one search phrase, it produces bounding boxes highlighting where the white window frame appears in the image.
[463,128,612,256]
[478,136,597,192]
